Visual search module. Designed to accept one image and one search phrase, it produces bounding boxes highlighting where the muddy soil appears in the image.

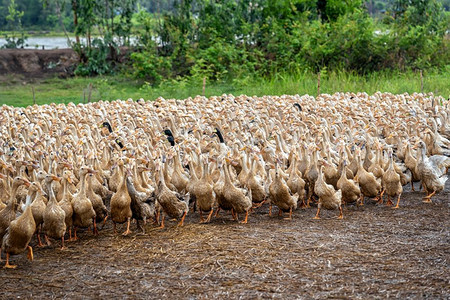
[0,49,78,79]
[1,180,449,299]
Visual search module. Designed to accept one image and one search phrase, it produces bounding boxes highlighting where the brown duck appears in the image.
[42,174,67,249]
[2,180,35,268]
[0,177,30,262]
[110,162,132,235]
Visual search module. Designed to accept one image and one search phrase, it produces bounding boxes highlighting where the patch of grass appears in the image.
[1,69,449,107]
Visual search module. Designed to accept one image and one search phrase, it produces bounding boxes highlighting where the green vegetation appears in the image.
[1,70,448,107]
[0,0,449,107]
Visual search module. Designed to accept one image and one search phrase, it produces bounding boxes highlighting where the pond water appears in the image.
[0,36,73,49]
[0,36,138,49]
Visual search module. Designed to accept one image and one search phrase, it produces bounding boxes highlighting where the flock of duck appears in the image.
[0,92,449,268]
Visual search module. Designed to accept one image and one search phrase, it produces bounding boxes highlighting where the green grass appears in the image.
[1,69,449,107]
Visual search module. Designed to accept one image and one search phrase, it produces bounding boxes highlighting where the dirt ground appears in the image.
[0,49,78,79]
[1,179,449,299]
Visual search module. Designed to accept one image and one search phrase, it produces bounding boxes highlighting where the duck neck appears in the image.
[47,181,57,205]
[223,161,232,185]
[79,173,88,198]
[159,162,167,189]
[189,160,198,181]
[119,169,128,193]
[339,164,347,181]
[62,178,70,199]
[8,181,22,209]
[24,189,36,208]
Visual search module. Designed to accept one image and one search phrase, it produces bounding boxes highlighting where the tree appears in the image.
[1,0,27,48]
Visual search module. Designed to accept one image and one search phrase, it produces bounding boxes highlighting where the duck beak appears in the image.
[52,175,62,182]
[87,169,97,175]
[23,179,31,187]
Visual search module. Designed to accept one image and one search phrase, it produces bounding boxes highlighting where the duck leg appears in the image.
[385,195,394,206]
[73,227,79,241]
[300,197,307,209]
[252,199,266,209]
[122,217,132,236]
[154,210,160,225]
[204,209,214,223]
[278,208,283,217]
[68,227,72,242]
[337,206,343,219]
[423,191,435,203]
[4,253,16,269]
[268,203,272,216]
[159,213,165,229]
[240,210,249,224]
[60,237,67,250]
[178,211,187,227]
[36,228,45,247]
[199,210,204,223]
[93,218,99,235]
[27,246,34,261]
[214,207,221,217]
[313,202,321,219]
[231,208,237,221]
[313,207,321,219]
[45,235,51,246]
[284,207,293,220]
[101,215,108,229]
[358,195,364,206]
[393,194,402,209]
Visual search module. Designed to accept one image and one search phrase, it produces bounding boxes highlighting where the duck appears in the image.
[0,173,9,209]
[86,172,108,234]
[415,141,448,203]
[313,165,343,219]
[355,149,382,205]
[268,160,298,220]
[222,158,252,223]
[170,149,189,193]
[71,167,96,240]
[110,163,132,235]
[28,179,47,247]
[192,157,215,223]
[42,174,67,249]
[2,180,36,269]
[213,160,234,217]
[246,154,268,208]
[59,170,74,241]
[305,146,319,206]
[155,157,189,228]
[126,174,156,234]
[0,177,30,261]
[337,160,361,205]
[404,142,421,191]
[382,149,403,208]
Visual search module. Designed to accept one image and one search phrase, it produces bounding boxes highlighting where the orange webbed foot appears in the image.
[27,246,34,261]
[4,263,17,269]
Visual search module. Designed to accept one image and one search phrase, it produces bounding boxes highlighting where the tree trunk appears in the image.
[72,0,80,44]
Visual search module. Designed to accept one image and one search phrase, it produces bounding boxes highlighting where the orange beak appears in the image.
[52,175,62,182]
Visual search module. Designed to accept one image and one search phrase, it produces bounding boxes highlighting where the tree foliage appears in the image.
[1,0,447,78]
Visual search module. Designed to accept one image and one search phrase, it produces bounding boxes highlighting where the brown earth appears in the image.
[0,49,78,79]
[1,180,449,299]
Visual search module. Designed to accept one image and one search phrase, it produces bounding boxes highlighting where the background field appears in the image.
[1,70,449,107]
